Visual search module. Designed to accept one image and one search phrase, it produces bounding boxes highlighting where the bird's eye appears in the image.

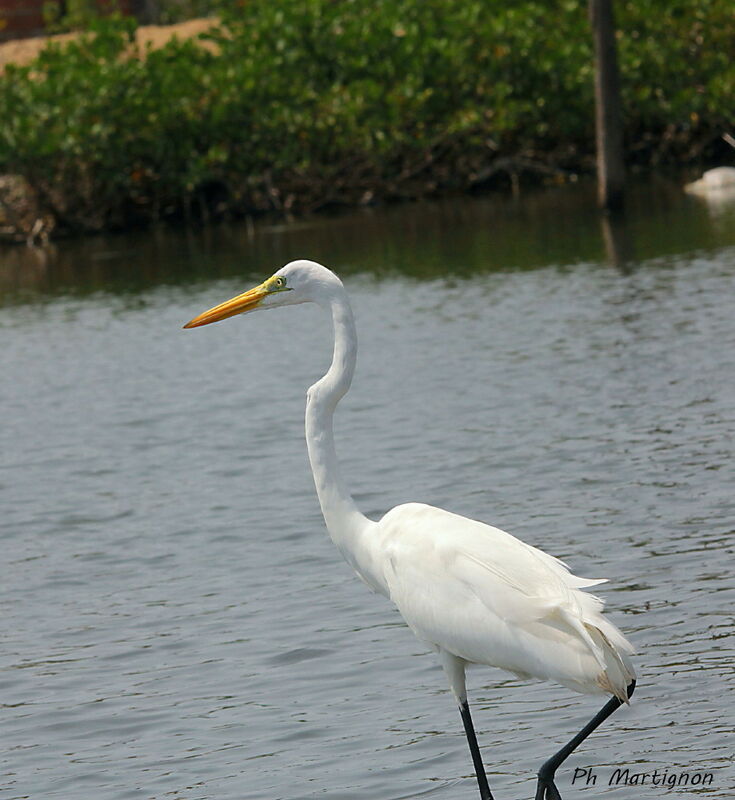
[275,277,286,288]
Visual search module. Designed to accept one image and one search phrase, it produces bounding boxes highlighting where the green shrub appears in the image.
[0,1,732,233]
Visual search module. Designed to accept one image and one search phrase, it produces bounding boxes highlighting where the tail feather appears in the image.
[587,624,636,703]
[558,608,607,671]
[555,598,635,702]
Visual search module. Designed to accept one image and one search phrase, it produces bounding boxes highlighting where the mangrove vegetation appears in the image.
[0,0,733,237]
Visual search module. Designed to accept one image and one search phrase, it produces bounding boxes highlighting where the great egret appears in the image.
[184,260,636,800]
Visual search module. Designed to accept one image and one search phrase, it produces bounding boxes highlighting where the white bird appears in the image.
[184,260,636,800]
[684,165,735,193]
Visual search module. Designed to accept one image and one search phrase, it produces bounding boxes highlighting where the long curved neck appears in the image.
[305,290,371,561]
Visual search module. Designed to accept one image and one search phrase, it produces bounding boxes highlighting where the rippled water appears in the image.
[2,181,734,800]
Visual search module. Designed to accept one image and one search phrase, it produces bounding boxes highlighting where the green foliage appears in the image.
[616,0,735,161]
[0,1,732,231]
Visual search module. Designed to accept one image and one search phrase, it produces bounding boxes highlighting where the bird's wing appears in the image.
[376,502,634,695]
[378,502,607,632]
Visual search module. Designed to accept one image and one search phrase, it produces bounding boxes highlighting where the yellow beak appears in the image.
[183,282,269,329]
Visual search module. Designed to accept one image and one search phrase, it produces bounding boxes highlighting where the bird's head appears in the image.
[183,260,342,329]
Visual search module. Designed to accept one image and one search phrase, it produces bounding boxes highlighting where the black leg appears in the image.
[534,681,636,800]
[459,699,494,800]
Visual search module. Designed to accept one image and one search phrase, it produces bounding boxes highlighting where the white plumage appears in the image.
[376,502,634,702]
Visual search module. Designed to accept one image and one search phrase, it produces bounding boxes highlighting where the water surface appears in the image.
[2,180,734,799]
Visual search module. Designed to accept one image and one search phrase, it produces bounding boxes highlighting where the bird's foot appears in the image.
[534,775,562,800]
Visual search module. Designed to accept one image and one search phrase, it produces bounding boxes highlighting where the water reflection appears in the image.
[600,210,635,272]
[686,186,735,222]
[2,177,735,306]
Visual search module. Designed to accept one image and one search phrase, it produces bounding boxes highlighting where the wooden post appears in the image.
[130,0,160,24]
[590,0,625,210]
